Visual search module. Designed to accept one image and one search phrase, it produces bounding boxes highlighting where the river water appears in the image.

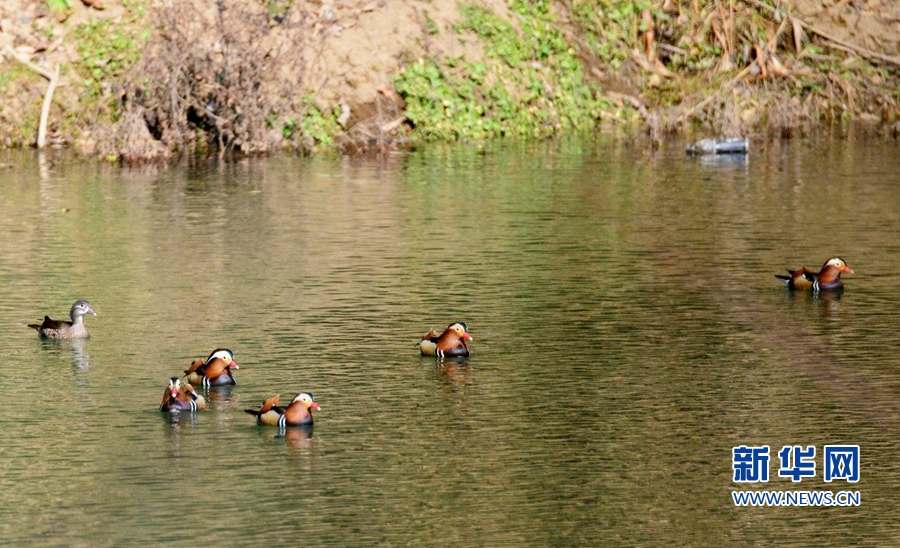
[1,134,899,546]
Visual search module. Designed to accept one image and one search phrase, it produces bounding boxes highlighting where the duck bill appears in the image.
[842,266,854,274]
[87,308,97,316]
[310,402,321,411]
[229,361,240,369]
[462,333,473,341]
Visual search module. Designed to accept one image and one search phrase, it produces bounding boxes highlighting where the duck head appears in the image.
[167,377,182,399]
[205,348,235,365]
[821,257,853,275]
[444,323,472,341]
[207,351,239,371]
[291,392,320,411]
[70,300,97,321]
[818,258,853,283]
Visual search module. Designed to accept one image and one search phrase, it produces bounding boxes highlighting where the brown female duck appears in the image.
[27,300,96,339]
[159,377,206,412]
[245,393,319,427]
[418,322,473,357]
[776,258,853,291]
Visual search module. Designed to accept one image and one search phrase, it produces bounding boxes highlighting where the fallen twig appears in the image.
[658,43,688,56]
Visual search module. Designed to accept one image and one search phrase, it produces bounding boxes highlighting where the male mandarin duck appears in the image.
[776,257,853,291]
[418,322,473,357]
[183,348,237,386]
[159,377,206,412]
[245,393,319,427]
[200,354,239,387]
[27,300,97,339]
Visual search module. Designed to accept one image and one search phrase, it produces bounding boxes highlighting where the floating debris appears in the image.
[687,137,749,155]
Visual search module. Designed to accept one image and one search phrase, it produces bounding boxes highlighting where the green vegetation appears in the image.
[73,15,146,101]
[394,1,615,141]
[298,104,341,147]
[0,72,13,93]
[0,64,43,144]
[423,10,440,35]
[276,98,341,148]
[46,0,72,16]
[66,2,149,135]
[395,0,900,143]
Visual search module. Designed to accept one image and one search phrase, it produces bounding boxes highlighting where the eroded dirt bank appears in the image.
[2,0,899,161]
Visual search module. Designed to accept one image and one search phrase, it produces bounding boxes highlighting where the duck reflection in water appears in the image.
[41,337,91,370]
[783,286,843,317]
[816,290,842,302]
[816,289,843,318]
[204,384,237,403]
[161,411,200,459]
[434,356,473,385]
[277,424,315,449]
[255,425,316,456]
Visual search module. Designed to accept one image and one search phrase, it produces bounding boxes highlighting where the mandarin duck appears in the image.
[776,258,853,291]
[183,348,237,386]
[418,322,472,357]
[159,377,206,412]
[245,393,319,427]
[200,354,239,387]
[28,300,96,339]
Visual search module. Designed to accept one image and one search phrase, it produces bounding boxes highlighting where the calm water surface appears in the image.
[1,135,900,546]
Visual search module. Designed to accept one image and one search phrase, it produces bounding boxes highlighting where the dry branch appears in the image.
[4,46,61,148]
[37,66,60,149]
[745,0,900,68]
[3,45,57,80]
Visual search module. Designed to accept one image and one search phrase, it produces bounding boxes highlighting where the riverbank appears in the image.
[1,0,899,161]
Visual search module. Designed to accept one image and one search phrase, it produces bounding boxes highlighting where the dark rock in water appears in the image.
[687,137,748,155]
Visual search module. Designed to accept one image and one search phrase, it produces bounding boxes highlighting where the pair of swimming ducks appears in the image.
[161,347,319,426]
[160,377,318,429]
[158,347,240,413]
[161,380,319,426]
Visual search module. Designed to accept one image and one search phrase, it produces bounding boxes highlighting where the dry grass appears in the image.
[95,106,169,164]
[99,0,312,159]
